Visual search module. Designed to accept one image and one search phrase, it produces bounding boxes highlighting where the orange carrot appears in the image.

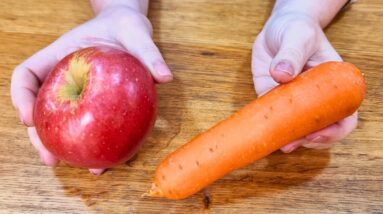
[149,62,366,200]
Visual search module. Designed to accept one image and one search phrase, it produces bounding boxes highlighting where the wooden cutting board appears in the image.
[0,0,382,213]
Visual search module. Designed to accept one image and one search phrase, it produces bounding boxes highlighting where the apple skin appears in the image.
[34,46,157,169]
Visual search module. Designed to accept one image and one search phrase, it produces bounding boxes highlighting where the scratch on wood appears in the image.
[126,153,139,167]
[203,189,211,209]
[159,125,181,152]
[200,51,215,56]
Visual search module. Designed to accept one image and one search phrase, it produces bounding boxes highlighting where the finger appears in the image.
[11,42,65,126]
[11,67,39,126]
[117,31,172,83]
[27,127,59,166]
[252,33,278,96]
[270,24,318,83]
[253,76,278,96]
[280,138,307,153]
[281,112,357,152]
[89,168,106,175]
[304,112,358,149]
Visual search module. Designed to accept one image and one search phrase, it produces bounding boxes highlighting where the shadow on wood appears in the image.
[208,148,331,206]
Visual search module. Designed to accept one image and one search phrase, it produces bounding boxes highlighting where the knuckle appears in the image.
[11,65,26,89]
[279,13,319,43]
[278,46,305,65]
[12,65,23,77]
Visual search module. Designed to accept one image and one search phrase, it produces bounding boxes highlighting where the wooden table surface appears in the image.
[0,0,382,213]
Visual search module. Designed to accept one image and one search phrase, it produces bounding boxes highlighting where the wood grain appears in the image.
[0,0,382,213]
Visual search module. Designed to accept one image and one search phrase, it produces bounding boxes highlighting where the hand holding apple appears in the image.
[10,3,172,174]
[34,46,157,169]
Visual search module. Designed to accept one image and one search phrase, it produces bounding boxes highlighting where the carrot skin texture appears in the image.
[150,62,366,199]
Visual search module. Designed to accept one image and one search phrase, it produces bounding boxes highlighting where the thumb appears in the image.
[11,42,64,126]
[270,26,318,83]
[119,33,173,83]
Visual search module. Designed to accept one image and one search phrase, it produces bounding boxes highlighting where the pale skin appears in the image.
[11,0,353,175]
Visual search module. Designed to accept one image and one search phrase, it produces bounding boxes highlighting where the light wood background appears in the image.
[0,0,382,213]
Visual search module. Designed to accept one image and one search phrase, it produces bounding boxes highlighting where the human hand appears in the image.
[11,5,172,175]
[252,12,357,153]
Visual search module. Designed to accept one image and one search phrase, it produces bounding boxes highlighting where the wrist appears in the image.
[272,0,348,28]
[90,0,149,15]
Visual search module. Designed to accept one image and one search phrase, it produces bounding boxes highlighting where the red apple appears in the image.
[34,46,157,169]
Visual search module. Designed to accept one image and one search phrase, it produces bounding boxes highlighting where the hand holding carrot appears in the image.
[252,0,354,152]
[148,0,364,200]
[150,62,366,199]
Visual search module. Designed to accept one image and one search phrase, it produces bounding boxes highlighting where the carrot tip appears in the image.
[146,183,163,198]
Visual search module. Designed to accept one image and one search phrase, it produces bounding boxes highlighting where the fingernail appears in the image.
[154,61,172,77]
[308,136,329,144]
[274,61,294,76]
[40,153,59,167]
[89,168,105,176]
